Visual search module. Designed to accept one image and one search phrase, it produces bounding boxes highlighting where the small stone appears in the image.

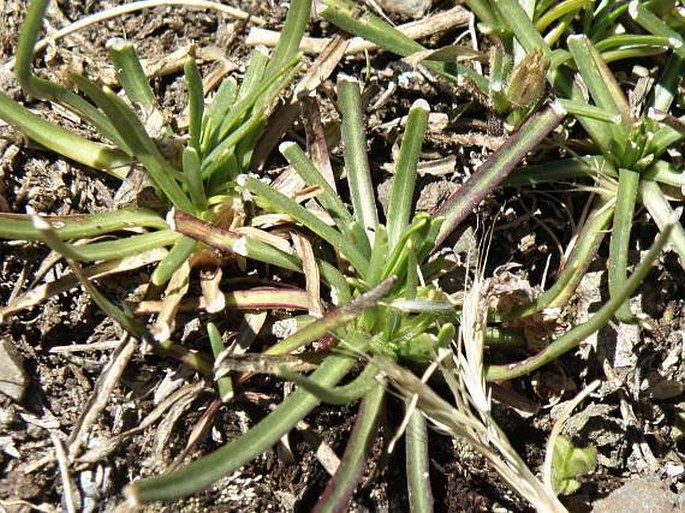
[377,0,432,18]
[592,476,685,513]
[0,339,28,402]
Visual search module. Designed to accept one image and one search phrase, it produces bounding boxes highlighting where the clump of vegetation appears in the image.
[0,0,683,510]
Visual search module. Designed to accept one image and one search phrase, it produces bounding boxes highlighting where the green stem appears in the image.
[608,168,640,322]
[313,382,385,513]
[405,407,433,513]
[386,99,430,248]
[338,76,378,243]
[434,103,566,247]
[127,333,370,502]
[486,221,673,381]
[0,209,167,241]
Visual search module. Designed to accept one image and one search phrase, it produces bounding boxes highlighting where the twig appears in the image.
[4,0,264,69]
[49,341,123,353]
[76,380,207,466]
[51,433,77,513]
[68,335,139,459]
[246,5,470,54]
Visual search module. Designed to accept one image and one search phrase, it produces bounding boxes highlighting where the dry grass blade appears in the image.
[51,433,77,513]
[68,335,139,459]
[245,5,470,54]
[200,267,226,313]
[151,259,191,342]
[76,380,207,466]
[301,96,337,188]
[380,270,568,513]
[292,232,324,316]
[215,352,320,377]
[0,248,167,321]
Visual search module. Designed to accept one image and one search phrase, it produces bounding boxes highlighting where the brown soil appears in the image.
[1,1,684,512]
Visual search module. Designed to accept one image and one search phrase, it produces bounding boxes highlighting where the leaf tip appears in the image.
[279,141,297,154]
[337,73,358,85]
[628,0,639,18]
[105,37,129,52]
[411,98,430,112]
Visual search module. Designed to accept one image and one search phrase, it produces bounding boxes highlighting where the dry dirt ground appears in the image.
[1,1,685,512]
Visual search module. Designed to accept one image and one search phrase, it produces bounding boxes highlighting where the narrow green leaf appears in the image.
[107,38,158,111]
[278,359,379,405]
[207,323,234,402]
[608,168,640,322]
[313,383,384,513]
[556,99,622,124]
[201,77,237,153]
[151,235,198,286]
[405,406,434,513]
[264,0,311,77]
[567,35,633,130]
[495,0,549,54]
[629,1,685,60]
[184,57,205,154]
[0,92,130,178]
[239,175,369,275]
[127,332,370,502]
[487,220,674,381]
[70,231,181,262]
[338,75,378,245]
[386,99,430,247]
[238,47,270,102]
[182,147,207,209]
[14,0,127,149]
[650,54,684,112]
[0,208,167,241]
[71,75,195,213]
[535,0,591,32]
[367,225,388,287]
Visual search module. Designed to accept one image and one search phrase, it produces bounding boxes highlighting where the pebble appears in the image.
[592,476,685,513]
[0,339,28,402]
